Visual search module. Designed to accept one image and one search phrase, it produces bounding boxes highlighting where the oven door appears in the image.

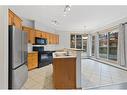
[38,52,53,68]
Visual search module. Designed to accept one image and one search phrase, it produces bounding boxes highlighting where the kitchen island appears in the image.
[53,48,82,89]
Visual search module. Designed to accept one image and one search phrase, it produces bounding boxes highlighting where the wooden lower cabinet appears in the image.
[53,58,76,89]
[27,52,38,70]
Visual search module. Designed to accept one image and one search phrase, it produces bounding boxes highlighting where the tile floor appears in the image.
[21,64,53,89]
[81,59,127,89]
[22,58,127,89]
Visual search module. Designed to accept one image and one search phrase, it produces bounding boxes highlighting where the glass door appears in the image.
[92,36,95,56]
[76,35,82,49]
[99,33,108,59]
[108,31,118,61]
[82,35,88,52]
[70,34,76,48]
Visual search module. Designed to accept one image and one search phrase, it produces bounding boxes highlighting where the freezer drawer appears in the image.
[12,64,28,89]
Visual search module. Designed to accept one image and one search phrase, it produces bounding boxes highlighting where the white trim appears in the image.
[0,7,8,89]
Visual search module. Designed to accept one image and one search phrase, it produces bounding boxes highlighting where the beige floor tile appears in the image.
[21,64,53,89]
[81,59,127,89]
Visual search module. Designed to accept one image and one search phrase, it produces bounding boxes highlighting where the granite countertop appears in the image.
[67,48,84,51]
[28,51,38,53]
[53,55,76,59]
[53,51,76,59]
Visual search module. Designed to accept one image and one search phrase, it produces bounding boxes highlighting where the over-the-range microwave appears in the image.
[35,37,47,45]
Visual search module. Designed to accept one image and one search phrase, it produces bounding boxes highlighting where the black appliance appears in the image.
[35,37,47,45]
[33,46,53,68]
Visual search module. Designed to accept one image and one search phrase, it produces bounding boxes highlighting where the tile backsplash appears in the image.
[27,43,58,52]
[28,43,33,52]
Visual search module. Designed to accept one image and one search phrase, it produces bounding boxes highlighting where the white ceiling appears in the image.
[9,6,127,32]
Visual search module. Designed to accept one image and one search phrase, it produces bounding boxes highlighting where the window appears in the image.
[70,34,87,50]
[70,35,76,48]
[98,29,118,61]
[76,35,82,49]
[99,33,108,59]
[92,36,95,56]
[108,31,118,61]
[82,35,88,52]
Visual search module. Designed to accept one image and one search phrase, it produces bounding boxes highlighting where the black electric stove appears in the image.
[33,46,55,68]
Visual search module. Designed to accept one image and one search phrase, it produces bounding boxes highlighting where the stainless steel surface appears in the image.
[21,32,28,64]
[9,26,28,89]
[12,64,28,89]
[12,27,22,69]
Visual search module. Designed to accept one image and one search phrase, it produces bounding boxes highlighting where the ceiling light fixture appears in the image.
[64,5,71,12]
[64,5,71,16]
[51,19,58,25]
[82,36,88,40]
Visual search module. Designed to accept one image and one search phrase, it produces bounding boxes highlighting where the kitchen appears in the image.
[8,8,81,89]
[1,5,127,90]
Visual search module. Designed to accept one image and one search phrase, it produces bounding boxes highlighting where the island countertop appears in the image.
[53,55,76,59]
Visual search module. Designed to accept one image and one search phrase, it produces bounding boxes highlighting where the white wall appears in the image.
[0,7,8,89]
[92,16,127,32]
[35,21,56,33]
[56,31,70,50]
[22,18,35,28]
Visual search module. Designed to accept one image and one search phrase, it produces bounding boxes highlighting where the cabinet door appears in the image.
[48,33,51,44]
[41,32,46,38]
[8,10,14,25]
[29,29,35,44]
[27,53,38,70]
[27,54,33,70]
[55,35,57,44]
[45,32,48,39]
[36,31,42,38]
[52,34,55,44]
[46,33,50,44]
[13,16,22,30]
[22,27,30,43]
[8,9,22,30]
[50,34,53,44]
[32,53,38,68]
[53,58,76,89]
[56,35,59,44]
[53,34,56,44]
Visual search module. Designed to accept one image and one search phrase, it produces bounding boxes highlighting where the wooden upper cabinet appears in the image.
[8,10,14,25]
[36,30,42,38]
[41,32,46,38]
[29,29,35,44]
[53,34,56,44]
[22,26,35,44]
[56,35,59,44]
[50,34,53,44]
[13,16,22,30]
[48,33,51,44]
[46,33,50,44]
[8,9,22,30]
[22,26,30,43]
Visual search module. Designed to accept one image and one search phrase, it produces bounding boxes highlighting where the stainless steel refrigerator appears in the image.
[9,25,28,89]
